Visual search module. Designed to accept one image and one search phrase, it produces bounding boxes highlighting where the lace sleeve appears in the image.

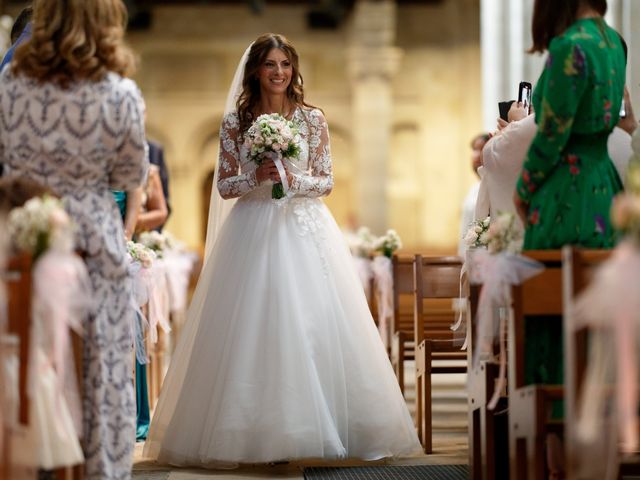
[217,113,258,199]
[290,109,334,198]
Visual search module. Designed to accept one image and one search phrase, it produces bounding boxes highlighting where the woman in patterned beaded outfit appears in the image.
[0,1,148,479]
[144,33,421,466]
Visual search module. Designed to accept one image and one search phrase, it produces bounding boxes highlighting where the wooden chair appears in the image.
[508,250,565,480]
[390,254,415,394]
[4,254,84,480]
[413,254,466,453]
[467,280,508,480]
[1,254,32,480]
[562,247,623,479]
[6,254,33,427]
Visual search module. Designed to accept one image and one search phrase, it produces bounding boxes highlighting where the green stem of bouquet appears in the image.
[33,231,49,262]
[272,183,285,199]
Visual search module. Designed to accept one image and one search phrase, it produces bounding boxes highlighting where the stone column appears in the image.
[481,0,545,130]
[348,0,401,234]
[620,0,640,111]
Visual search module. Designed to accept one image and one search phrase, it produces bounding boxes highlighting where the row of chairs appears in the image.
[468,247,640,479]
[390,253,466,453]
[0,252,182,479]
[1,254,84,479]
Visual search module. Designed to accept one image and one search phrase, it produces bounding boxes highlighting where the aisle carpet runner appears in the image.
[304,465,468,480]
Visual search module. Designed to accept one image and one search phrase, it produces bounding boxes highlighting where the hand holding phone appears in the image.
[498,100,515,122]
[518,81,532,113]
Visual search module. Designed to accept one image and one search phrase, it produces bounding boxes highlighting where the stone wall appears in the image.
[126,0,483,252]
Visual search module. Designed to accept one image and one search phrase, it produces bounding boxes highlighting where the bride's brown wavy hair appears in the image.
[12,0,135,88]
[237,33,317,135]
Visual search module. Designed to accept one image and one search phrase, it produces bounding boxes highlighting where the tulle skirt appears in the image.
[144,188,421,465]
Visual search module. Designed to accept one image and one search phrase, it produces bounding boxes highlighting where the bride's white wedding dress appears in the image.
[144,107,421,465]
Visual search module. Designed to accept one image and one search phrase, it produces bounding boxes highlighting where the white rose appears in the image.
[464,228,478,245]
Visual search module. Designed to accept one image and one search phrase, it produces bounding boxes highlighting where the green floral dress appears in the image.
[515,18,625,391]
[517,17,625,248]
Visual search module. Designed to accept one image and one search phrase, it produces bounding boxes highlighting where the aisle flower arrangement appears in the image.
[568,133,640,475]
[464,216,490,249]
[466,211,542,409]
[5,193,88,468]
[7,195,74,259]
[373,229,403,258]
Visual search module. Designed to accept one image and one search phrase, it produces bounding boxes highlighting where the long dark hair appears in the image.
[236,33,316,134]
[529,0,607,53]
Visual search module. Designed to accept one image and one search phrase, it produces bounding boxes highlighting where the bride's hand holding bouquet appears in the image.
[245,113,300,199]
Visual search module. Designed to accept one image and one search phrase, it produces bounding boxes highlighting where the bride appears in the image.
[144,33,421,465]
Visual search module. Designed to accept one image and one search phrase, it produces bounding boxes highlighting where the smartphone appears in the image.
[518,81,532,111]
[498,100,515,122]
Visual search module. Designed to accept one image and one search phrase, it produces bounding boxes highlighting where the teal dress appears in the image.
[112,190,151,441]
[515,19,625,398]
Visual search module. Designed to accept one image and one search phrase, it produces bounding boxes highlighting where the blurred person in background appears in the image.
[458,132,490,256]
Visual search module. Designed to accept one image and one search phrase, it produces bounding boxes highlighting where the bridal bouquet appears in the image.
[464,216,490,249]
[244,113,301,199]
[7,195,75,259]
[373,229,403,258]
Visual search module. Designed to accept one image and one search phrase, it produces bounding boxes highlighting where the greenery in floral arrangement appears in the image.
[485,212,524,254]
[374,229,402,258]
[126,240,157,268]
[7,195,74,260]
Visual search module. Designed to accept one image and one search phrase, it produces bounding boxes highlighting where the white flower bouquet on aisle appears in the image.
[370,229,403,348]
[6,194,89,468]
[466,211,542,410]
[373,229,403,259]
[7,195,75,259]
[127,240,157,268]
[464,216,490,249]
[244,113,301,199]
[486,212,524,254]
[137,230,183,258]
[346,226,377,258]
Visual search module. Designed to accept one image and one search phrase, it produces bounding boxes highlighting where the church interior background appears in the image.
[1,0,638,253]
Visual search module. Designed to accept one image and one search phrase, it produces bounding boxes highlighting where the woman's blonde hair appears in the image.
[12,0,136,88]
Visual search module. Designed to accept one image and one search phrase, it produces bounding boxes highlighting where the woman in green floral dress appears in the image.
[514,0,625,389]
[515,3,625,248]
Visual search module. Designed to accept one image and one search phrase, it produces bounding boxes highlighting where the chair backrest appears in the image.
[562,246,610,475]
[392,254,416,338]
[5,254,32,425]
[509,250,564,391]
[413,255,463,345]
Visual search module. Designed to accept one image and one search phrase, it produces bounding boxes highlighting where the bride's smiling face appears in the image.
[257,48,292,96]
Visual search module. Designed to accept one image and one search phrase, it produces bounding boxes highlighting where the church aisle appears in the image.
[133,362,468,479]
